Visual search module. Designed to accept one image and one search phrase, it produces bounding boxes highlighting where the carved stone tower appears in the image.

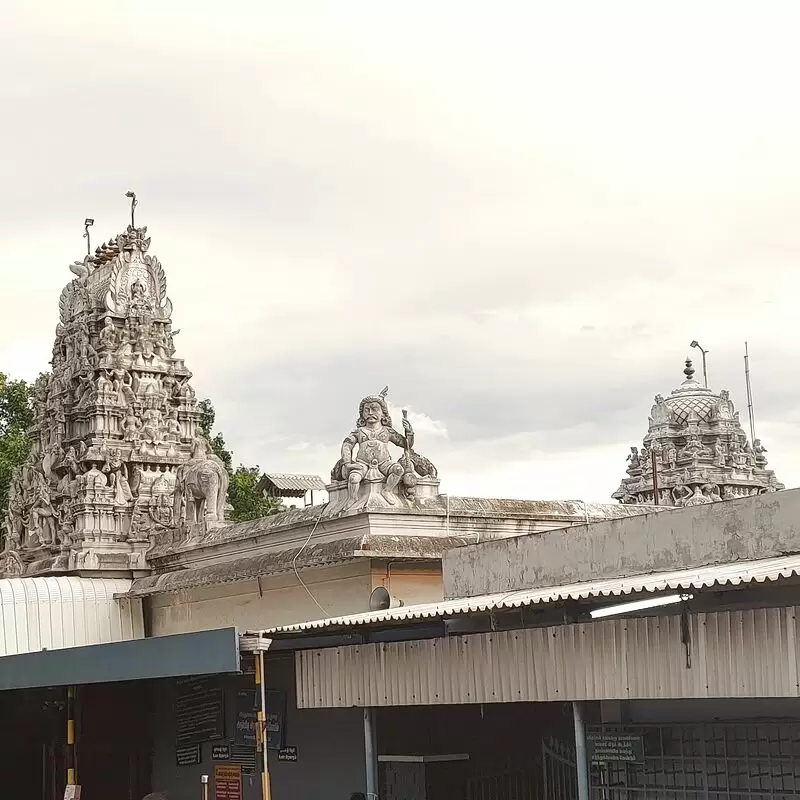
[1,225,218,577]
[612,358,784,507]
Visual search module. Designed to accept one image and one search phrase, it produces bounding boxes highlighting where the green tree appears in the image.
[197,398,284,522]
[228,465,285,522]
[0,373,35,514]
[197,397,233,473]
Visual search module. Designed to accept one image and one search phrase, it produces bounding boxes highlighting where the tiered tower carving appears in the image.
[612,358,783,507]
[1,224,227,577]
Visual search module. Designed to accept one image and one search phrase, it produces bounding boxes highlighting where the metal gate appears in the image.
[466,768,541,800]
[543,738,577,800]
[590,722,800,799]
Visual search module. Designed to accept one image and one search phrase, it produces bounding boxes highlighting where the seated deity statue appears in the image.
[336,390,415,508]
[165,408,182,442]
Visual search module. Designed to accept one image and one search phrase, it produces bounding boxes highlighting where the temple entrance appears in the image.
[0,681,152,800]
[77,681,153,800]
[0,687,63,799]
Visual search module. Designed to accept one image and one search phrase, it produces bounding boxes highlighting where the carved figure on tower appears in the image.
[329,388,440,510]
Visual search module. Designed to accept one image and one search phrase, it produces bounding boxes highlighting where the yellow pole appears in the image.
[256,651,272,800]
[66,686,76,786]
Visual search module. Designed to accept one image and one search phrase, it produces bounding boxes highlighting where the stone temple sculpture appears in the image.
[0,224,226,578]
[329,388,439,510]
[612,358,783,507]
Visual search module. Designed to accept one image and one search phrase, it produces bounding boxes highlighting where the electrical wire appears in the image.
[291,502,329,616]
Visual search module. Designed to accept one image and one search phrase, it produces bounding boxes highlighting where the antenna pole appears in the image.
[125,191,138,227]
[83,218,94,256]
[744,342,756,444]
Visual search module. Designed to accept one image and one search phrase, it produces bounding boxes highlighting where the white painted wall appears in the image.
[149,561,374,636]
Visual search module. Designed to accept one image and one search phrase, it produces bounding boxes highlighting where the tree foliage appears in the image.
[198,398,284,522]
[197,397,233,473]
[0,373,35,515]
[228,465,285,522]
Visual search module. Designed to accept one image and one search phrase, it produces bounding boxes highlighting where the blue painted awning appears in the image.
[0,627,240,690]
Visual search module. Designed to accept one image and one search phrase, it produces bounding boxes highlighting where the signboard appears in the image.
[176,744,202,766]
[214,764,242,800]
[234,690,257,747]
[265,690,286,751]
[277,746,298,763]
[212,744,231,761]
[587,731,645,764]
[175,677,226,746]
[64,787,82,800]
[235,688,286,750]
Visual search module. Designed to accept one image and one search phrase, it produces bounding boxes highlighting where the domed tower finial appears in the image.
[684,357,695,382]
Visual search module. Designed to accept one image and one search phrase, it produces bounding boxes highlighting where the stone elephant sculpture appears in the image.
[173,445,229,525]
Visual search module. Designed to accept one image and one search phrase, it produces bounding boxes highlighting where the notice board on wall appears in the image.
[174,677,226,746]
[234,686,286,750]
[214,764,242,800]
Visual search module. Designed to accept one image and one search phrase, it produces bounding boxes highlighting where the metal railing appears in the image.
[591,722,800,799]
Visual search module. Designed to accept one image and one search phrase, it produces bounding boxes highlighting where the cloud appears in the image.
[3,1,800,501]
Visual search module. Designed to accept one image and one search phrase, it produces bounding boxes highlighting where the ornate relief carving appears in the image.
[1,224,204,576]
[613,357,784,507]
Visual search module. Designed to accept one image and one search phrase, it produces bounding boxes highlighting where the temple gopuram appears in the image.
[612,357,784,507]
[1,224,227,577]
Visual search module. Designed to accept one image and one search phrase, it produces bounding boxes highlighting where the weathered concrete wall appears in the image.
[149,562,374,636]
[444,489,800,598]
[148,561,445,636]
[370,563,444,607]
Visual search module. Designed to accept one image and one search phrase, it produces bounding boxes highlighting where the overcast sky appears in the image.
[2,1,800,502]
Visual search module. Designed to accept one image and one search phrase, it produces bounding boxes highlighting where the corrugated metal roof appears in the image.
[0,577,144,657]
[260,473,327,493]
[258,554,800,634]
[294,605,800,708]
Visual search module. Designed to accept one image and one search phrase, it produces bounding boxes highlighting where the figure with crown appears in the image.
[331,387,439,510]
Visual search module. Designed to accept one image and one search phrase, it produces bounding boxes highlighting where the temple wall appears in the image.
[148,559,445,636]
[444,488,800,598]
[148,562,374,636]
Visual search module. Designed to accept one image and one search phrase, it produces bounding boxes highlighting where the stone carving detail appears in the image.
[329,388,439,510]
[1,225,205,577]
[613,357,784,507]
[173,436,230,525]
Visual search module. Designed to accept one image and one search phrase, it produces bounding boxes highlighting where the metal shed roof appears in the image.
[255,553,800,635]
[258,472,327,497]
[0,576,143,657]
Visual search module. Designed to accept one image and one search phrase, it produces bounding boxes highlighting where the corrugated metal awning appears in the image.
[257,473,326,497]
[0,576,143,657]
[254,553,800,635]
[294,606,800,708]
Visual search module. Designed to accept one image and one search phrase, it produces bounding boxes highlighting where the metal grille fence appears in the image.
[591,723,800,799]
[543,738,577,800]
[466,768,541,800]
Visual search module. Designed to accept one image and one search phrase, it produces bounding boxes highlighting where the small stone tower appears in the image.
[612,358,783,507]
